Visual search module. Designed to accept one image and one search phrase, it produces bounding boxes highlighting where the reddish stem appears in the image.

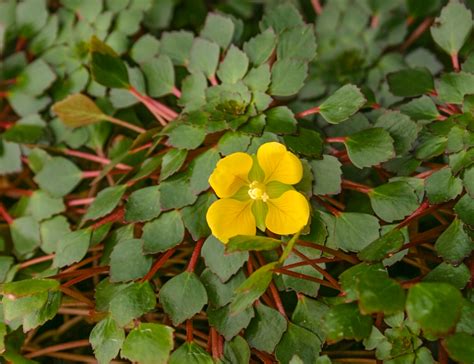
[295,106,320,118]
[210,328,219,359]
[0,91,9,98]
[451,53,460,72]
[273,268,338,290]
[142,247,177,281]
[63,149,132,171]
[0,204,13,225]
[15,36,27,52]
[130,142,154,154]
[0,121,13,129]
[400,17,434,51]
[67,197,94,207]
[370,14,379,28]
[341,179,372,194]
[438,341,449,364]
[172,86,182,98]
[269,282,287,318]
[397,199,431,229]
[297,240,359,264]
[326,136,347,144]
[59,286,94,307]
[311,0,322,14]
[187,239,205,272]
[186,320,193,342]
[19,254,55,269]
[314,196,341,216]
[209,74,218,86]
[90,207,125,230]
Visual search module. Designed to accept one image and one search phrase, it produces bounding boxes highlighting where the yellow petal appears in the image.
[257,142,303,184]
[206,198,256,243]
[208,152,253,198]
[265,190,310,235]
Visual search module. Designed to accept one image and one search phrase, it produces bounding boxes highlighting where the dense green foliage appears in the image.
[0,0,473,363]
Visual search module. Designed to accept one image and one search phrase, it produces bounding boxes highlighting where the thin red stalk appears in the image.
[0,121,13,128]
[187,239,205,272]
[82,171,101,178]
[104,115,146,134]
[311,0,322,14]
[295,106,320,118]
[341,179,372,194]
[130,142,153,154]
[67,197,94,207]
[397,199,431,229]
[414,167,442,179]
[1,188,33,197]
[142,247,177,281]
[211,328,219,359]
[129,87,176,125]
[297,240,359,264]
[0,91,9,98]
[63,149,132,171]
[400,17,434,51]
[0,78,17,86]
[438,341,448,364]
[274,268,338,290]
[59,286,94,307]
[90,207,124,230]
[15,36,27,52]
[438,105,454,115]
[370,15,379,28]
[50,266,109,280]
[62,269,108,288]
[314,196,341,216]
[0,204,13,225]
[24,339,90,359]
[280,257,340,270]
[19,254,55,269]
[326,136,347,144]
[217,334,224,358]
[451,53,460,72]
[269,282,287,318]
[172,86,182,98]
[209,74,218,86]
[186,320,193,342]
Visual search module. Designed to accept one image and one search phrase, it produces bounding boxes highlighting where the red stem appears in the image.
[311,0,322,14]
[400,17,434,51]
[63,149,132,171]
[326,136,347,144]
[341,179,372,194]
[67,197,94,207]
[142,247,177,281]
[15,36,27,52]
[0,121,13,129]
[0,204,13,225]
[186,320,193,342]
[269,282,287,318]
[451,53,460,72]
[187,239,205,272]
[314,196,341,216]
[397,199,431,229]
[295,106,320,118]
[90,207,125,230]
[370,14,379,28]
[209,74,218,86]
[172,86,182,98]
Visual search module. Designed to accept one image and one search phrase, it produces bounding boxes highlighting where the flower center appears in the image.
[248,181,269,202]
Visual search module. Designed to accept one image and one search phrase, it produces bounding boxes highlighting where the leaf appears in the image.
[454,194,474,226]
[142,55,175,97]
[125,186,161,223]
[283,128,323,159]
[437,72,474,104]
[387,68,434,97]
[319,85,366,124]
[34,157,82,197]
[406,282,463,336]
[226,235,282,252]
[189,38,220,78]
[374,111,419,155]
[200,268,246,308]
[130,34,160,64]
[160,149,187,181]
[189,148,220,194]
[245,304,287,353]
[159,271,208,325]
[310,155,342,195]
[444,332,474,364]
[358,229,405,262]
[400,95,440,121]
[90,317,125,364]
[165,124,206,150]
[142,210,184,254]
[230,262,277,315]
[243,28,276,66]
[85,185,126,221]
[217,46,249,84]
[53,229,91,268]
[40,216,70,254]
[181,193,216,240]
[159,174,198,209]
[435,218,474,264]
[329,212,380,252]
[277,24,317,62]
[201,235,249,282]
[121,323,174,364]
[13,59,56,96]
[292,296,329,342]
[260,3,304,33]
[15,0,48,37]
[275,322,322,364]
[217,131,252,156]
[3,124,44,144]
[425,168,463,203]
[200,13,234,49]
[0,141,22,175]
[423,262,470,290]
[11,216,40,257]
[224,336,251,364]
[52,93,105,128]
[323,303,373,343]
[90,37,130,88]
[160,30,194,66]
[1,278,59,298]
[170,342,213,364]
[110,239,152,282]
[431,0,472,56]
[269,59,308,97]
[369,181,419,222]
[265,106,297,134]
[345,128,395,168]
[109,282,156,327]
[26,190,65,221]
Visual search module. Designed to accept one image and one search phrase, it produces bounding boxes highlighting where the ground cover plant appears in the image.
[0,0,473,363]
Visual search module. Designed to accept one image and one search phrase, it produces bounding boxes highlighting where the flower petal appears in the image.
[257,142,302,184]
[265,190,310,235]
[206,198,256,243]
[209,152,253,198]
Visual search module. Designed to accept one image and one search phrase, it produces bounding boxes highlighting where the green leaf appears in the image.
[130,34,160,64]
[34,157,82,197]
[159,271,208,325]
[3,124,44,144]
[277,24,317,62]
[230,262,277,315]
[11,216,40,257]
[265,106,297,134]
[13,59,56,96]
[15,0,48,37]
[217,131,252,156]
[217,46,249,84]
[189,148,220,194]
[243,28,276,66]
[319,85,366,124]
[110,239,152,282]
[142,210,184,253]
[189,38,220,78]
[437,72,474,104]
[423,262,470,290]
[207,304,254,340]
[40,215,70,254]
[1,278,59,298]
[226,235,282,252]
[358,229,405,262]
[52,93,105,128]
[142,55,175,97]
[201,235,249,282]
[310,155,342,195]
[369,181,419,222]
[160,30,194,66]
[431,0,472,56]
[444,332,474,363]
[275,322,322,364]
[243,64,271,92]
[90,317,125,364]
[387,68,434,97]
[345,128,395,168]
[0,141,22,175]
[260,3,304,33]
[374,111,419,155]
[160,149,187,181]
[323,303,373,343]
[181,193,216,240]
[85,185,126,221]
[224,336,251,364]
[269,59,308,97]
[26,190,65,221]
[170,342,213,364]
[283,128,324,159]
[406,282,463,336]
[165,124,206,150]
[121,323,174,364]
[400,95,440,121]
[159,174,198,209]
[53,228,91,268]
[292,296,329,342]
[90,37,130,88]
[200,13,234,49]
[125,186,161,223]
[200,268,246,308]
[435,218,474,264]
[425,168,462,203]
[22,290,62,331]
[109,282,156,327]
[245,304,287,353]
[454,194,474,226]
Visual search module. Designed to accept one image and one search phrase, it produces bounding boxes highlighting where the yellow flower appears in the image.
[206,142,310,243]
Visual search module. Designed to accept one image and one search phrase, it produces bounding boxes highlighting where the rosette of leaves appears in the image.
[0,1,473,364]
